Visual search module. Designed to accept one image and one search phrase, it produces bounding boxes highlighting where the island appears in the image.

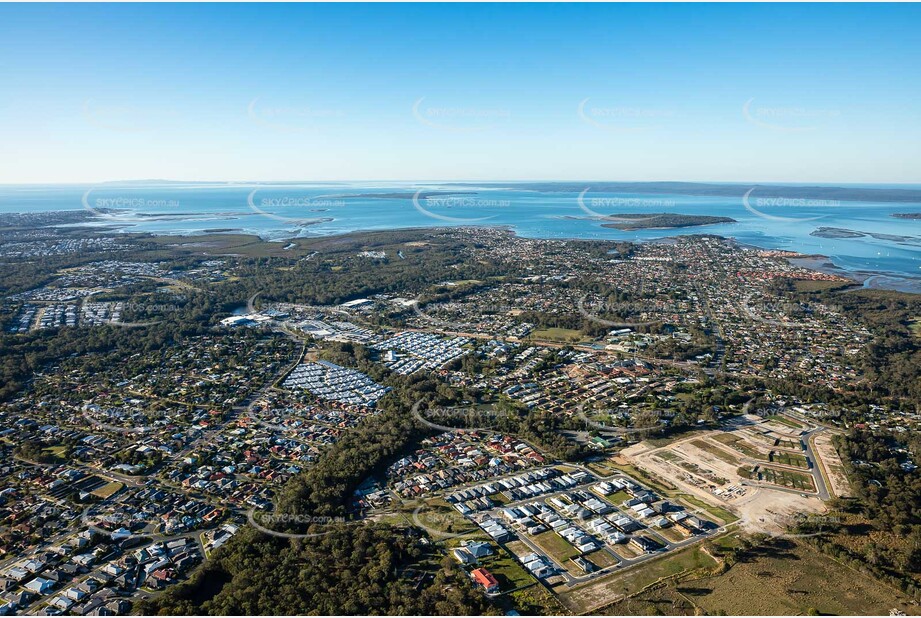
[331,191,479,200]
[811,227,921,245]
[892,213,921,219]
[600,213,735,230]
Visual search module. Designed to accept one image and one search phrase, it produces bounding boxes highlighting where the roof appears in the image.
[471,568,498,589]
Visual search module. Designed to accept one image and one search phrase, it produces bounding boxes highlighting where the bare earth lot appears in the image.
[623,425,826,537]
[813,431,853,497]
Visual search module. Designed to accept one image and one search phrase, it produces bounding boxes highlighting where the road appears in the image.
[468,463,730,586]
[801,427,831,500]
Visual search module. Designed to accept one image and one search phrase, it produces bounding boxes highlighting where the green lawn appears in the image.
[609,462,677,494]
[765,414,805,429]
[558,543,718,614]
[691,439,741,465]
[657,449,681,462]
[712,433,769,460]
[756,466,816,492]
[530,327,585,342]
[91,481,124,499]
[531,530,581,562]
[606,490,631,505]
[482,551,535,590]
[769,450,809,468]
[585,548,619,568]
[677,493,739,525]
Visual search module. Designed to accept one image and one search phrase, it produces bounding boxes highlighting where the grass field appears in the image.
[504,582,564,615]
[753,465,817,492]
[531,530,581,563]
[585,459,617,476]
[608,460,677,494]
[676,493,739,525]
[690,439,741,465]
[712,433,769,460]
[481,550,535,591]
[530,327,585,342]
[91,481,124,499]
[558,543,718,613]
[41,445,69,462]
[610,542,641,560]
[585,548,619,569]
[656,449,681,462]
[404,499,482,540]
[769,450,810,468]
[588,533,920,616]
[656,526,687,543]
[764,414,805,429]
[680,537,918,615]
[605,490,631,505]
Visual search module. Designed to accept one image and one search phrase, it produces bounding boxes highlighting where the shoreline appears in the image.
[12,212,921,295]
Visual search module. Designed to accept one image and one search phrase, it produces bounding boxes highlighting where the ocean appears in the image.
[1,182,919,291]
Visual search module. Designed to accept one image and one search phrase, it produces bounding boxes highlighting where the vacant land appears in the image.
[623,423,826,537]
[751,465,817,492]
[532,530,580,562]
[91,481,124,499]
[530,327,584,342]
[690,439,741,465]
[713,433,769,460]
[812,431,852,497]
[764,414,805,429]
[676,493,739,525]
[596,537,919,615]
[556,542,718,613]
[481,550,535,591]
[769,450,810,468]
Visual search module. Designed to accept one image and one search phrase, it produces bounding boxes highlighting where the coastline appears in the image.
[13,211,921,295]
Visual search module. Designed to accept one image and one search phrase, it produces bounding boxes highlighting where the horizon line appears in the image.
[2,179,920,187]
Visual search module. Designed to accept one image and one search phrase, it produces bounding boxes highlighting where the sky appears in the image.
[1,3,920,184]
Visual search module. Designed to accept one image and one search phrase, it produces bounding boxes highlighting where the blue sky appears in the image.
[1,3,919,184]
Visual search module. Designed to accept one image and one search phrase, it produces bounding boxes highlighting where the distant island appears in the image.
[600,213,735,230]
[811,227,865,239]
[811,227,921,245]
[459,181,921,204]
[892,213,921,219]
[332,191,478,200]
